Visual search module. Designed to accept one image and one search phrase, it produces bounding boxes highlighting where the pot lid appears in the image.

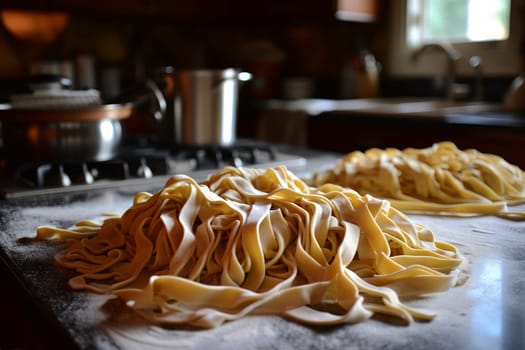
[0,103,133,122]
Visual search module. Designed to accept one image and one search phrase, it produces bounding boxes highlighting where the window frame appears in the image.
[387,0,523,77]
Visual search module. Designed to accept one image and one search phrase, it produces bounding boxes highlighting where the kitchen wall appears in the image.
[1,2,522,126]
[2,2,521,99]
[0,2,385,100]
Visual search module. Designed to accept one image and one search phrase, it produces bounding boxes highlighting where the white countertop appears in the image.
[0,184,524,349]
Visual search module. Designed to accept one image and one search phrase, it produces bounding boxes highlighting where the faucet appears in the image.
[412,42,461,100]
[469,55,484,101]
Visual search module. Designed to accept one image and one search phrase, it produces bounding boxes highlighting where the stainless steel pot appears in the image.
[0,103,132,163]
[0,79,166,163]
[156,68,251,147]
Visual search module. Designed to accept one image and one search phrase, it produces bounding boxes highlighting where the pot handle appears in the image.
[107,79,167,121]
[145,80,167,121]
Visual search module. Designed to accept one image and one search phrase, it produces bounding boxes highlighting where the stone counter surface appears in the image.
[262,98,525,128]
[258,98,525,169]
[0,183,524,349]
[259,98,525,153]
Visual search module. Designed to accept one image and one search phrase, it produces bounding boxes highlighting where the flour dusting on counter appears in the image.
[0,185,524,349]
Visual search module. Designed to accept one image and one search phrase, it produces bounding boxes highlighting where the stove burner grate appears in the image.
[14,155,172,188]
[173,143,277,170]
[9,142,281,189]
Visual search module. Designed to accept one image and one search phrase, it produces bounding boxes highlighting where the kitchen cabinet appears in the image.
[308,112,525,169]
[51,0,234,18]
[256,98,525,169]
[0,0,49,11]
[1,0,231,18]
[232,0,336,19]
[0,0,336,19]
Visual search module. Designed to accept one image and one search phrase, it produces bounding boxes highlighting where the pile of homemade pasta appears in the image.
[310,142,525,219]
[35,166,463,328]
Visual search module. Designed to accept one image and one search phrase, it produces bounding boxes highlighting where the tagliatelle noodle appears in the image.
[33,166,463,328]
[311,142,525,219]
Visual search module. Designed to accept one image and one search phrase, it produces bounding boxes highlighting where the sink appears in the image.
[264,97,503,118]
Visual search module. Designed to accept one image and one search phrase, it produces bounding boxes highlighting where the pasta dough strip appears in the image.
[31,166,463,328]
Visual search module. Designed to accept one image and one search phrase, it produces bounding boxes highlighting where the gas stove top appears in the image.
[0,140,311,199]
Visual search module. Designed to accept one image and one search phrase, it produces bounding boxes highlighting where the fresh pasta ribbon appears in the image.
[310,142,525,218]
[33,166,463,328]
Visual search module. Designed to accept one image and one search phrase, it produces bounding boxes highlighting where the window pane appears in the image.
[410,0,510,44]
[467,0,510,41]
[423,0,469,41]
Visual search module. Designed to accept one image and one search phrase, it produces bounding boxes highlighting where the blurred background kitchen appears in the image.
[0,0,524,168]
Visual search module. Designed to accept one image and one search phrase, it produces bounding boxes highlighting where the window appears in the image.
[388,0,521,77]
[407,0,511,45]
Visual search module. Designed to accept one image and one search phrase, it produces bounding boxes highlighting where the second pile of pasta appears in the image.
[310,142,525,218]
